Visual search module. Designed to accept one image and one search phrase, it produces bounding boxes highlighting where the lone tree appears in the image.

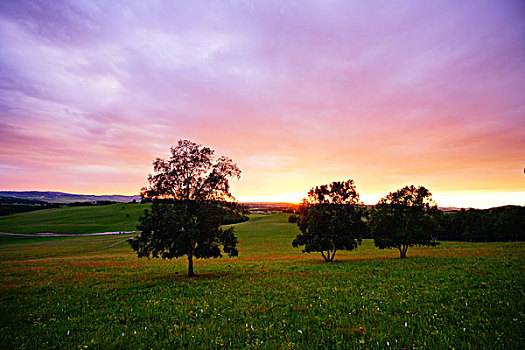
[370,185,440,258]
[292,180,368,262]
[129,140,241,277]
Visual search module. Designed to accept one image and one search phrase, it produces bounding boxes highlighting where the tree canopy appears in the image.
[370,185,440,258]
[129,140,241,277]
[292,180,368,262]
[142,139,241,202]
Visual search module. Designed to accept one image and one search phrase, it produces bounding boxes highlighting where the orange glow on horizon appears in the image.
[235,190,525,209]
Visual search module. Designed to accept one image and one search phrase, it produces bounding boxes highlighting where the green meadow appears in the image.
[0,203,150,234]
[1,213,524,349]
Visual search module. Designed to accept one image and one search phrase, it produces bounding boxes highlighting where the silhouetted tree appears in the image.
[292,180,368,262]
[221,202,250,225]
[288,214,299,223]
[370,185,440,258]
[129,140,241,277]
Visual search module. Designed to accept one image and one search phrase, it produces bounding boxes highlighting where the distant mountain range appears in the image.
[0,191,141,204]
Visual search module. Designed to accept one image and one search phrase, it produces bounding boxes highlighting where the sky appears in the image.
[0,0,524,208]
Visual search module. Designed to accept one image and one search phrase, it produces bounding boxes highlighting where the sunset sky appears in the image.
[0,0,524,208]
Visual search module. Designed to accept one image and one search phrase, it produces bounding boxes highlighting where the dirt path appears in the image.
[104,239,131,249]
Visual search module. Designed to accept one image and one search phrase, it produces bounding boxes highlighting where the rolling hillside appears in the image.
[0,203,149,234]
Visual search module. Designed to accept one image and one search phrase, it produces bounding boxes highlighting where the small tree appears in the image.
[288,214,299,223]
[370,185,440,258]
[129,140,241,277]
[292,180,368,262]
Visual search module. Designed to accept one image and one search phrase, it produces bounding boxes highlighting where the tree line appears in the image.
[437,206,524,242]
[290,203,524,243]
[129,140,523,277]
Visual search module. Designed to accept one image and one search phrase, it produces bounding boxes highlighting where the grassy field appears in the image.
[0,203,150,234]
[1,213,524,349]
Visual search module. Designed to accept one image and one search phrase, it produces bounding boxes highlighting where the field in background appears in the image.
[1,213,524,349]
[0,203,149,234]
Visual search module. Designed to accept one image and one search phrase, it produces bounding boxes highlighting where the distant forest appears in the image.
[436,206,524,242]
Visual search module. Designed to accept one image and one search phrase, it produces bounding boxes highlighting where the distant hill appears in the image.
[0,196,49,205]
[0,191,141,204]
[438,206,463,212]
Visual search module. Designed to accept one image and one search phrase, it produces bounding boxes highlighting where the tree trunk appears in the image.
[321,250,336,262]
[330,249,337,261]
[399,245,408,259]
[188,254,195,277]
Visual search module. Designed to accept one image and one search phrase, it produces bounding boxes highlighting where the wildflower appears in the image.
[67,331,70,335]
[298,330,303,334]
[387,341,390,346]
[122,333,124,336]
[405,322,407,327]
